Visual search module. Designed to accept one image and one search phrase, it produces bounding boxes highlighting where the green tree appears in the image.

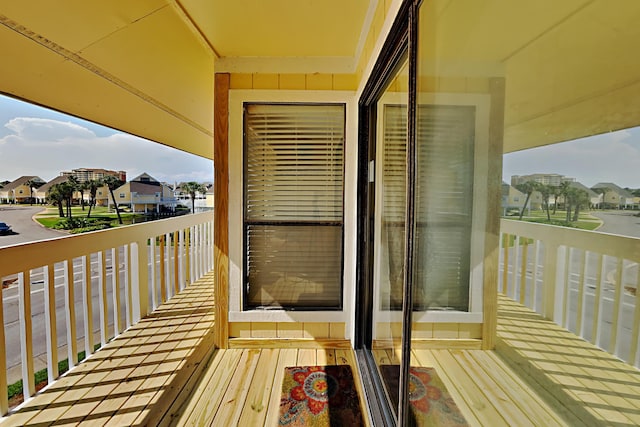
[102,175,124,224]
[569,188,590,222]
[559,181,572,221]
[180,182,207,214]
[551,185,561,214]
[515,181,538,220]
[48,183,66,217]
[85,179,103,219]
[537,184,552,221]
[25,178,44,205]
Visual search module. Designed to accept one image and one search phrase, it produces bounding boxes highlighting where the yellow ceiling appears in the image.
[1,0,639,157]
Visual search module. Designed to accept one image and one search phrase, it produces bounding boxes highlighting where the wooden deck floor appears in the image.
[3,275,640,426]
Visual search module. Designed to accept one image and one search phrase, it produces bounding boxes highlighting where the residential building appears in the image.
[592,182,635,209]
[110,173,176,213]
[0,176,45,203]
[33,175,69,204]
[511,173,575,187]
[1,2,640,426]
[62,168,126,183]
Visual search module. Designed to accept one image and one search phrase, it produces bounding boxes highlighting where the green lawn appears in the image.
[503,209,602,231]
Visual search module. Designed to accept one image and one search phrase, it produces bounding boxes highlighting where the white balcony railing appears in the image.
[499,219,640,367]
[0,212,214,415]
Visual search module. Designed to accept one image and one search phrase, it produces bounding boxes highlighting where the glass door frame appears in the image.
[354,1,419,425]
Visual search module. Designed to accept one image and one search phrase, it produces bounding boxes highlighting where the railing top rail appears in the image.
[500,219,640,262]
[0,212,214,276]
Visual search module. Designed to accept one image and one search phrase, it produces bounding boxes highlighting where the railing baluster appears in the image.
[173,231,180,295]
[629,265,640,366]
[610,258,625,355]
[112,248,121,335]
[519,238,528,305]
[165,233,172,298]
[591,253,604,347]
[64,259,78,369]
[124,245,132,329]
[512,235,520,300]
[0,283,7,415]
[179,229,186,290]
[44,264,58,383]
[159,235,166,304]
[150,238,157,310]
[501,233,509,294]
[531,240,540,312]
[561,247,572,329]
[542,242,559,321]
[131,239,150,322]
[82,255,94,357]
[18,270,35,399]
[98,251,108,346]
[575,250,588,337]
[186,228,191,285]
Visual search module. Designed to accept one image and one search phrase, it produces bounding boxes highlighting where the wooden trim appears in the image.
[482,77,506,350]
[228,338,352,349]
[214,73,230,349]
[372,339,482,350]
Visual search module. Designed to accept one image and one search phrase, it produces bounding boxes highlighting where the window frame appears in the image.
[227,90,356,325]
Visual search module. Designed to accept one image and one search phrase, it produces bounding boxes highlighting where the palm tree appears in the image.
[48,183,66,217]
[25,178,43,205]
[515,181,538,220]
[102,175,124,224]
[571,189,590,222]
[538,184,552,221]
[85,179,103,218]
[551,185,561,215]
[180,182,207,214]
[559,181,572,222]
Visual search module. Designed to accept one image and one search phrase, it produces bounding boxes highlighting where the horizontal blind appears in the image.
[244,103,345,309]
[381,104,475,311]
[245,104,344,222]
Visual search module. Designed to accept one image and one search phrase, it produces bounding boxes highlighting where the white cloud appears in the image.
[0,117,212,184]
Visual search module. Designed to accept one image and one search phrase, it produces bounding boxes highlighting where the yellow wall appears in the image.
[229,73,356,91]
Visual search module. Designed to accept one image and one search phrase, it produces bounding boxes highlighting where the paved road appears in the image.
[0,205,66,247]
[591,210,640,238]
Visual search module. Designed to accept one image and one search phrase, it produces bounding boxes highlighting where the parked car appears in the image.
[0,222,11,235]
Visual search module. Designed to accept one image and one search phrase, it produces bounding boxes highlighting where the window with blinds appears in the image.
[381,104,474,311]
[243,103,345,309]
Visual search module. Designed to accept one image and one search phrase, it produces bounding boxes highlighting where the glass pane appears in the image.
[372,59,409,416]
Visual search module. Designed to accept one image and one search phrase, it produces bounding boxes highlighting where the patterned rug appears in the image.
[279,365,364,426]
[380,365,469,426]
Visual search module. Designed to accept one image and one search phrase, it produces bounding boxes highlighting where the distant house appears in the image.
[501,182,525,215]
[173,182,211,211]
[570,182,601,209]
[591,182,634,209]
[0,176,45,203]
[34,175,70,204]
[110,173,176,213]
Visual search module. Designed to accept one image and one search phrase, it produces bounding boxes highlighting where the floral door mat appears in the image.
[279,365,364,426]
[380,365,469,426]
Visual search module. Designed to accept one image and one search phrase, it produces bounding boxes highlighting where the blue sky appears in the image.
[504,127,640,189]
[0,94,213,184]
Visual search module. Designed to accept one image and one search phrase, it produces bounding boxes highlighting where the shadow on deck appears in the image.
[3,279,640,426]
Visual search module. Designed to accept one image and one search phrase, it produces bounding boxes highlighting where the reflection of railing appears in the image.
[0,212,214,414]
[499,219,640,367]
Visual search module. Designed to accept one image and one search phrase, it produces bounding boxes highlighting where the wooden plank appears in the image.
[214,72,230,349]
[82,255,95,357]
[472,351,566,427]
[264,348,298,427]
[575,249,587,336]
[296,348,317,366]
[173,231,180,295]
[590,253,604,346]
[98,250,108,346]
[237,349,279,426]
[519,238,529,305]
[483,83,503,348]
[212,349,261,426]
[228,338,351,349]
[610,257,624,355]
[159,234,166,304]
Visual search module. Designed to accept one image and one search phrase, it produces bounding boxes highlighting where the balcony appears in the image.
[0,218,638,426]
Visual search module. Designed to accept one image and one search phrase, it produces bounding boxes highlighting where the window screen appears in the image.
[244,103,345,309]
